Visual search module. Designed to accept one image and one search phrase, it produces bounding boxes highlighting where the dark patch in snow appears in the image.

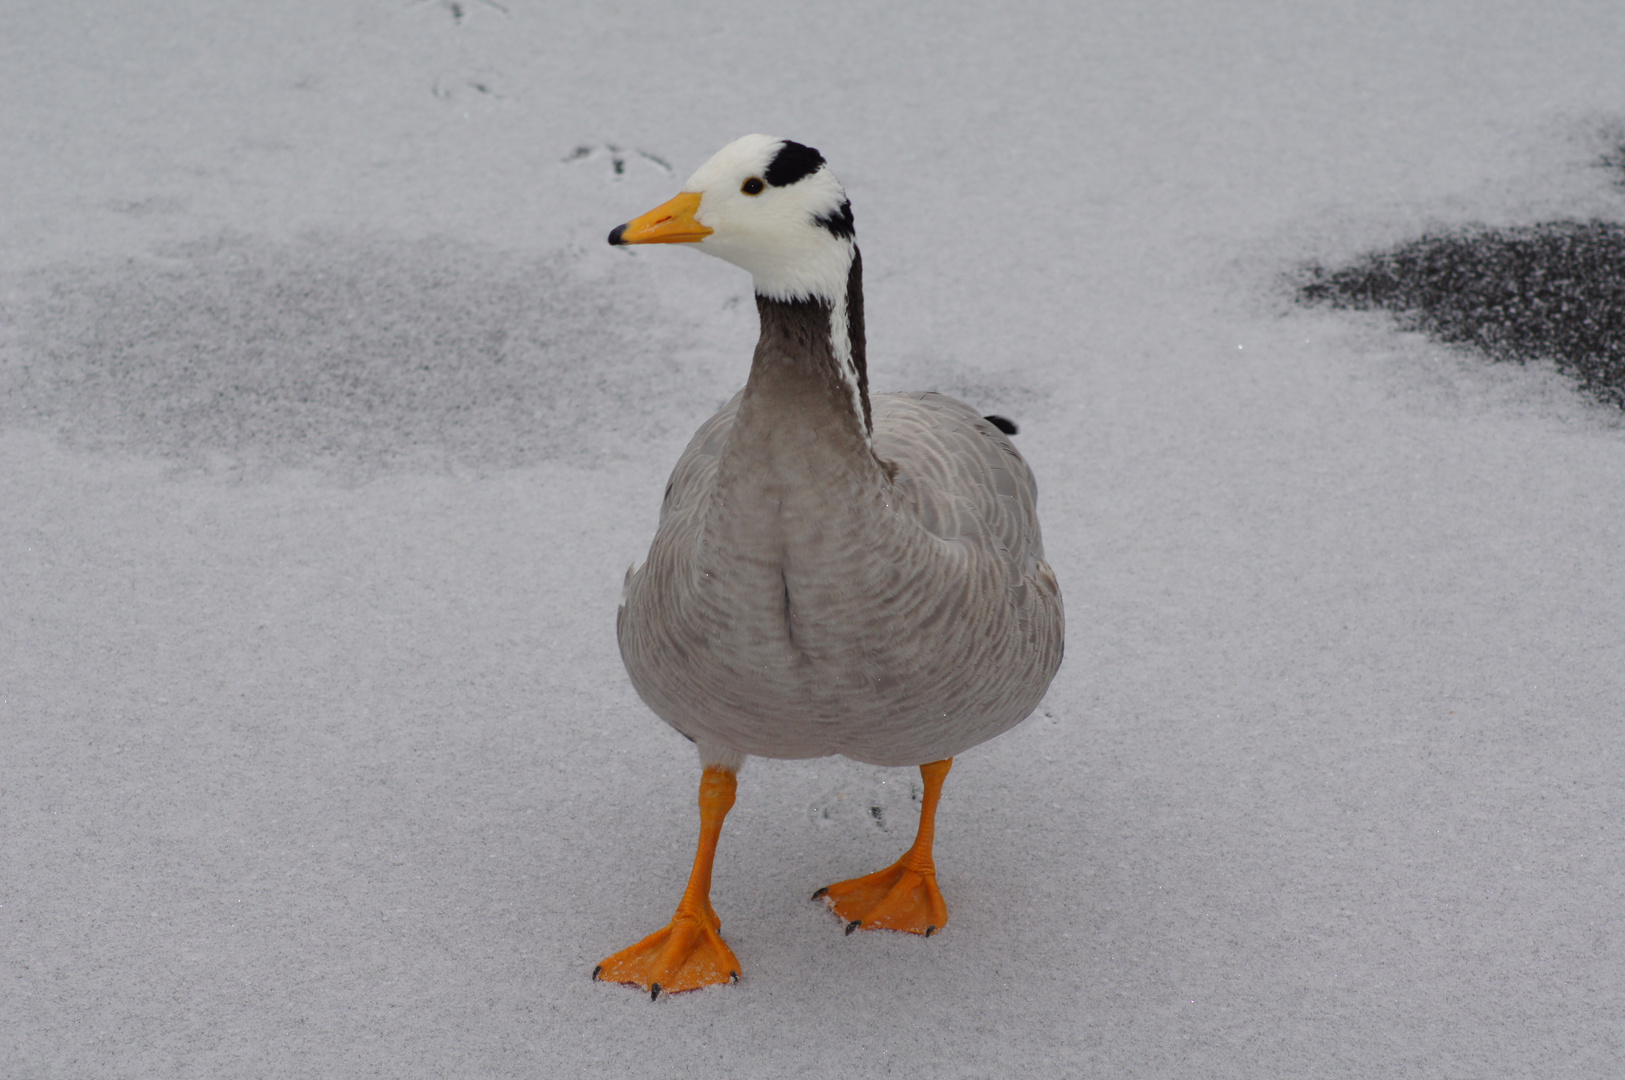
[107,196,190,218]
[0,232,706,476]
[1601,138,1625,187]
[1298,220,1625,410]
[414,0,508,25]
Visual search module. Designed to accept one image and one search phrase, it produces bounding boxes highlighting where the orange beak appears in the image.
[608,191,713,246]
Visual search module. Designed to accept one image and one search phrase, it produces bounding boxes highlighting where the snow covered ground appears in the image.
[4,1,1623,1075]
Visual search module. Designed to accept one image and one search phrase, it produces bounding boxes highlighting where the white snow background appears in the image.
[4,1,1624,1076]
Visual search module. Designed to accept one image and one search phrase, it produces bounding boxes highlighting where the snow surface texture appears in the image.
[3,1,1623,1077]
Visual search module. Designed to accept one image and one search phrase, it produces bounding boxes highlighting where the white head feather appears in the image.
[682,134,855,305]
[676,135,867,437]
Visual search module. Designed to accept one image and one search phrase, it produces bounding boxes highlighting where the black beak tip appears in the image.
[608,223,628,246]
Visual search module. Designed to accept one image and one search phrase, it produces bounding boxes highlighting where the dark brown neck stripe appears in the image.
[752,247,871,438]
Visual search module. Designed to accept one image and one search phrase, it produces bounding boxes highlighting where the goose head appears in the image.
[609,134,856,305]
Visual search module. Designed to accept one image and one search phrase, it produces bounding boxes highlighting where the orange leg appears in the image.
[816,758,952,936]
[594,767,741,1000]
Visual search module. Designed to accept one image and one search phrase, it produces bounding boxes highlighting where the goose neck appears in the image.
[743,246,871,446]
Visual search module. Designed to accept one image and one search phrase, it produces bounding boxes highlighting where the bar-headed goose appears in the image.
[594,135,1063,999]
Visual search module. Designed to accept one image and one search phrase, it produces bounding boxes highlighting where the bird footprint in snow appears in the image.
[413,0,508,25]
[807,777,922,833]
[562,144,673,181]
[432,70,506,100]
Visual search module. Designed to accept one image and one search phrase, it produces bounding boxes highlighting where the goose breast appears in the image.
[617,390,1063,767]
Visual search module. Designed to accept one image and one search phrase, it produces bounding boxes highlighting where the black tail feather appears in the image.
[984,414,1018,435]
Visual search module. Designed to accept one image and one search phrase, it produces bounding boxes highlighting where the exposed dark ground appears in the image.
[1299,220,1625,409]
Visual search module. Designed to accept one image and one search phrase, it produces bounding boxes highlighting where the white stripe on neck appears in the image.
[826,280,868,446]
[752,240,868,446]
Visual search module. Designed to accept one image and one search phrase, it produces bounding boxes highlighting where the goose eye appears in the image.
[741,177,765,196]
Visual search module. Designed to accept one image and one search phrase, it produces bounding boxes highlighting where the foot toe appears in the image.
[597,913,742,995]
[820,861,948,937]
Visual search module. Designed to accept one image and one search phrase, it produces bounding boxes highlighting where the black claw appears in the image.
[846,920,861,936]
[925,925,936,938]
[650,983,661,1002]
[591,964,602,981]
[730,970,739,984]
[811,887,829,900]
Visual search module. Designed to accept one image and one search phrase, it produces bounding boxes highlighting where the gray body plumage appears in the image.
[617,288,1064,767]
